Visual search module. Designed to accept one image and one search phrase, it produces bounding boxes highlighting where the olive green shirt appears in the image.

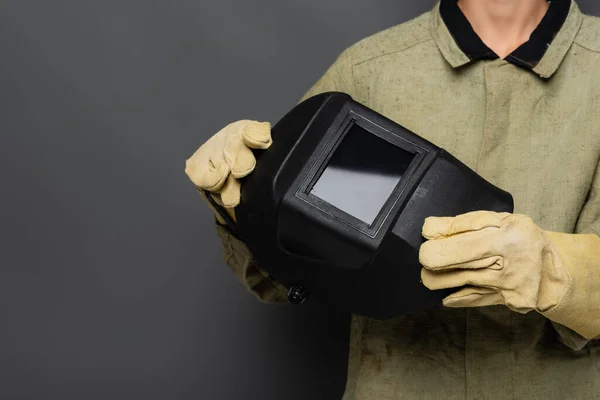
[213,1,600,398]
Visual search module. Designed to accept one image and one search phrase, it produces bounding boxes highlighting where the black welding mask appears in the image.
[207,92,514,319]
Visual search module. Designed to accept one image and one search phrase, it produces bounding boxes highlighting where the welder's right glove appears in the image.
[185,119,272,214]
[184,120,287,304]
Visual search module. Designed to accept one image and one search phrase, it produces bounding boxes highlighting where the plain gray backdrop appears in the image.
[1,1,599,399]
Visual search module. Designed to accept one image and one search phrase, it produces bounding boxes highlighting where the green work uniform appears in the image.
[213,1,600,398]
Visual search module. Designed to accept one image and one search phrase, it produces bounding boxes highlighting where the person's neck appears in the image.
[457,0,550,59]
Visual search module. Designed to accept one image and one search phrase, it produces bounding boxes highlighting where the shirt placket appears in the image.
[466,59,516,400]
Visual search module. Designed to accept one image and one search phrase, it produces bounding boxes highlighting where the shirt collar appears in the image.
[430,0,583,78]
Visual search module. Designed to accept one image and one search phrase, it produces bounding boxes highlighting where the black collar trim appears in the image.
[439,0,571,69]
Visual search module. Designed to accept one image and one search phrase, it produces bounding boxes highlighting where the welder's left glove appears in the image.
[419,211,600,340]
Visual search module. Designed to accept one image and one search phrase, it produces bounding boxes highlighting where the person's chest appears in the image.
[353,50,600,232]
[342,45,600,400]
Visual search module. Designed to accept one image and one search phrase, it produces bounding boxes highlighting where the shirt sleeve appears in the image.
[551,158,600,348]
[299,47,358,102]
[211,48,358,303]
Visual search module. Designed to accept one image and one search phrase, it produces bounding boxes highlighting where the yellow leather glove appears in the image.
[184,120,272,221]
[185,120,288,304]
[419,211,600,340]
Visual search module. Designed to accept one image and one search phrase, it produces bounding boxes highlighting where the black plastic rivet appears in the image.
[287,285,308,304]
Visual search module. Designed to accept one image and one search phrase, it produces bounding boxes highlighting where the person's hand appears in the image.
[185,120,272,221]
[419,210,600,339]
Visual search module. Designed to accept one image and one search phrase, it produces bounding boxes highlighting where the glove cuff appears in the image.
[541,231,600,340]
[198,188,237,224]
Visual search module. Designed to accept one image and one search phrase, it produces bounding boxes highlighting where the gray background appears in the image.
[1,1,598,399]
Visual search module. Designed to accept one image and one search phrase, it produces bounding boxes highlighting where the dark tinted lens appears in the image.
[311,123,415,225]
